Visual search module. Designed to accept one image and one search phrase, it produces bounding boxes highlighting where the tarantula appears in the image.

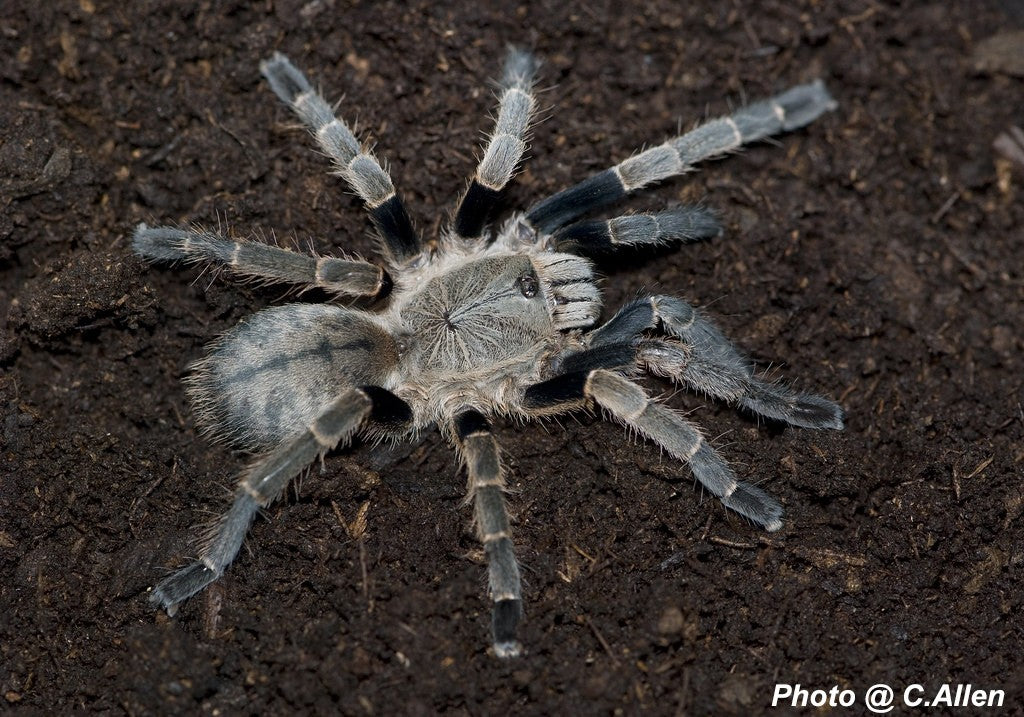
[134,48,843,658]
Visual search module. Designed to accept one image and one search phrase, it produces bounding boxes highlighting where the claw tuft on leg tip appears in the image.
[493,640,523,659]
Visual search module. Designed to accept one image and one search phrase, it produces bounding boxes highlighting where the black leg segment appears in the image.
[524,169,628,234]
[368,195,421,261]
[588,298,657,347]
[360,385,414,430]
[553,207,720,256]
[453,180,505,241]
[522,370,590,412]
[558,343,639,374]
[551,219,615,254]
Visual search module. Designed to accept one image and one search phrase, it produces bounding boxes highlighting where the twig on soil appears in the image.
[127,459,173,538]
[706,536,765,550]
[571,542,596,565]
[359,536,371,611]
[964,456,994,481]
[332,499,374,611]
[939,233,986,280]
[585,616,618,663]
[930,189,962,224]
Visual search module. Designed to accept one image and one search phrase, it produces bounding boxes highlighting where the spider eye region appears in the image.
[516,273,539,298]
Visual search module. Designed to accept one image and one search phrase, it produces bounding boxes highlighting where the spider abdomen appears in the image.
[187,304,398,450]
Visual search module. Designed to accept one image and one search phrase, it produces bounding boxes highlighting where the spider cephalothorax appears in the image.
[134,48,842,658]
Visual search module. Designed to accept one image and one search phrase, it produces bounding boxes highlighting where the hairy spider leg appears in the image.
[453,410,523,658]
[260,53,421,263]
[522,369,784,530]
[150,386,412,612]
[524,80,837,234]
[551,206,720,257]
[452,47,540,242]
[590,296,845,429]
[132,225,389,298]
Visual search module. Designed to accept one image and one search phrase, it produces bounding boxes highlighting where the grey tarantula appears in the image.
[134,48,843,658]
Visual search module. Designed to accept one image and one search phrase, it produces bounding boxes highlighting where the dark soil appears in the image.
[3,1,1022,714]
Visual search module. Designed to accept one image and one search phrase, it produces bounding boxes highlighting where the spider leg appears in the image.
[588,296,844,430]
[260,53,420,263]
[452,410,523,658]
[150,385,412,613]
[642,339,844,430]
[522,369,783,530]
[452,47,539,242]
[132,225,390,298]
[524,80,836,234]
[556,341,640,374]
[551,206,720,257]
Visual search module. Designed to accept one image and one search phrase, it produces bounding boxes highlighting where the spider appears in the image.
[134,48,843,658]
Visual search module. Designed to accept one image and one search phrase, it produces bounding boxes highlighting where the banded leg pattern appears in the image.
[132,225,388,297]
[260,53,420,262]
[552,206,720,256]
[453,47,539,241]
[525,80,836,234]
[453,410,523,658]
[589,296,844,430]
[523,369,784,531]
[150,386,408,612]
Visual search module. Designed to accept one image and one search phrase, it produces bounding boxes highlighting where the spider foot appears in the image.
[150,561,220,614]
[492,599,524,659]
[721,482,784,532]
[789,395,845,431]
[741,384,845,431]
